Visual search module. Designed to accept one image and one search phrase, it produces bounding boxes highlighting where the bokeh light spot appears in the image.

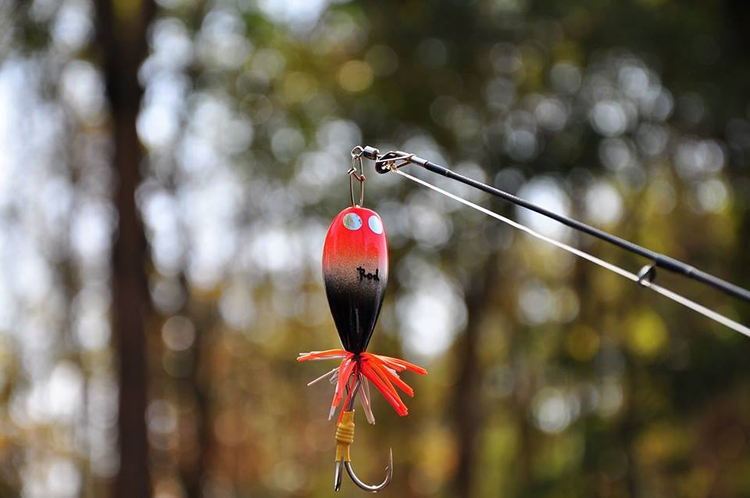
[626,310,668,358]
[338,60,373,93]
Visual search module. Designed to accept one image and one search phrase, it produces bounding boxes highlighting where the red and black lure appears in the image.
[298,154,426,492]
[298,205,427,422]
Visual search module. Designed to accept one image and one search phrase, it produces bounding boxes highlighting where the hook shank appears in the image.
[333,408,393,493]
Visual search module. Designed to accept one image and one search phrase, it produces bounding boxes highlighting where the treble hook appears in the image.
[333,378,394,493]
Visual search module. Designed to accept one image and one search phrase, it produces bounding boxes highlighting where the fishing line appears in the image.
[393,168,750,338]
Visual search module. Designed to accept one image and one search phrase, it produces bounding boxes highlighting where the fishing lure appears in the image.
[298,151,426,492]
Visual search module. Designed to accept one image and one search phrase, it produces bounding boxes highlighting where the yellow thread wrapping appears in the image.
[335,410,356,462]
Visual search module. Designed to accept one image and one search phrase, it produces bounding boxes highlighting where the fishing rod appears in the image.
[346,145,750,337]
[356,145,750,305]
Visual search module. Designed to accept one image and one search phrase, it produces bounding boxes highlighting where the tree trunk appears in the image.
[179,289,215,498]
[450,257,498,497]
[94,1,156,497]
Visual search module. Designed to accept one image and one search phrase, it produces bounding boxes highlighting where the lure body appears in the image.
[322,206,388,354]
[299,206,425,422]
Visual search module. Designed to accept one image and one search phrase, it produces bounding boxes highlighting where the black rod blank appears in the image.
[364,148,750,304]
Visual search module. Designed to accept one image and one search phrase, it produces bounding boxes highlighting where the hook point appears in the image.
[334,460,343,492]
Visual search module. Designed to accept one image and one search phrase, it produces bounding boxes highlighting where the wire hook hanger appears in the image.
[349,146,366,207]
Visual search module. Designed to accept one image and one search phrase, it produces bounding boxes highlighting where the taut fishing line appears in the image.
[393,168,750,338]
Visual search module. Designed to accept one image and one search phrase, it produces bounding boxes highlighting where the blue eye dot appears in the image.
[368,216,383,234]
[343,213,363,231]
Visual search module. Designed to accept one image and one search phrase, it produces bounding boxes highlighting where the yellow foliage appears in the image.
[626,309,669,358]
[566,325,600,361]
[281,72,319,104]
[113,0,141,23]
[636,423,690,466]
[338,61,374,93]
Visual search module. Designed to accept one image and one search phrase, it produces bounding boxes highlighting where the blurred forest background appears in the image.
[2,0,750,497]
